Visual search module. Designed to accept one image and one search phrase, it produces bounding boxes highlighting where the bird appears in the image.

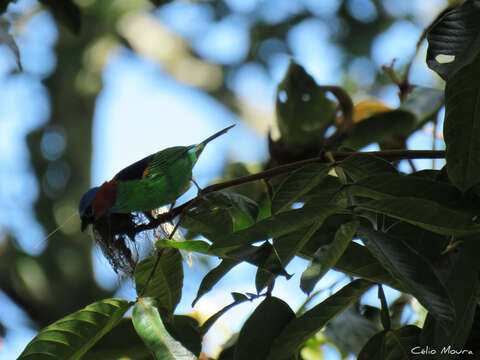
[78,124,235,232]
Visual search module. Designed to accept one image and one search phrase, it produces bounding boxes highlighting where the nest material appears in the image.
[92,212,143,275]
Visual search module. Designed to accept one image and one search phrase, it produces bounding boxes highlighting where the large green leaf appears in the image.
[349,172,462,205]
[443,52,480,191]
[192,259,239,306]
[234,297,295,360]
[300,221,358,294]
[426,0,480,81]
[134,249,183,314]
[358,198,480,236]
[132,298,196,360]
[272,163,330,214]
[340,153,397,182]
[359,227,455,325]
[266,279,374,360]
[83,319,152,360]
[358,325,421,360]
[343,110,415,150]
[18,298,132,360]
[165,315,202,357]
[276,61,336,145]
[210,203,340,254]
[421,240,480,358]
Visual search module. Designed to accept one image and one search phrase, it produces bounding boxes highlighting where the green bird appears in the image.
[79,124,235,231]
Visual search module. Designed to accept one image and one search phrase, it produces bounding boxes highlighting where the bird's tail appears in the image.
[194,124,235,157]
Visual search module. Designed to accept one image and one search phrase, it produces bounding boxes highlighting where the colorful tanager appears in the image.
[78,124,235,231]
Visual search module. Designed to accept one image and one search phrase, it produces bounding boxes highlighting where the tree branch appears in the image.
[134,149,445,234]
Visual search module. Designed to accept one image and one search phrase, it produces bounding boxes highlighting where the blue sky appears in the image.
[0,0,447,358]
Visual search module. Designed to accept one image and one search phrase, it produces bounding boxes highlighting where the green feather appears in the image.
[112,124,234,213]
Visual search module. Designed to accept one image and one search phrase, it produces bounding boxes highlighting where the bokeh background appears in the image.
[0,0,453,358]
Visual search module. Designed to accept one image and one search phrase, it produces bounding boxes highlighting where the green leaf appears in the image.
[156,239,212,255]
[19,298,132,360]
[340,153,397,182]
[234,297,295,360]
[444,52,480,191]
[358,325,421,360]
[192,259,239,306]
[300,221,358,294]
[83,319,153,360]
[266,279,374,360]
[272,163,330,214]
[0,16,21,71]
[165,315,201,357]
[343,110,415,150]
[400,87,444,126]
[358,227,455,326]
[426,0,480,80]
[132,298,196,360]
[210,203,340,254]
[332,243,406,292]
[38,0,81,34]
[199,294,250,335]
[276,61,336,145]
[134,249,183,314]
[358,198,480,236]
[349,172,462,205]
[420,240,480,357]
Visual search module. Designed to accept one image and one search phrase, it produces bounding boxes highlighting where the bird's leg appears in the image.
[191,177,203,196]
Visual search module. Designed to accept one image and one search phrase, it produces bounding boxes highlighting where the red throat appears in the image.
[92,180,118,221]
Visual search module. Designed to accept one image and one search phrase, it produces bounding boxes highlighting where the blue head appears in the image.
[78,187,100,231]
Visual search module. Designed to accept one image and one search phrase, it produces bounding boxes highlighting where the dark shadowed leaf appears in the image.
[443,53,480,191]
[301,221,358,294]
[210,203,340,254]
[84,319,152,360]
[234,297,295,360]
[420,240,480,358]
[349,172,462,205]
[165,315,201,357]
[358,198,480,236]
[272,163,330,214]
[426,0,480,80]
[267,279,374,360]
[400,87,444,126]
[192,259,239,306]
[343,110,415,150]
[276,61,336,145]
[132,298,196,360]
[134,249,183,314]
[18,299,132,360]
[38,0,81,34]
[340,153,397,181]
[359,227,455,325]
[358,325,421,360]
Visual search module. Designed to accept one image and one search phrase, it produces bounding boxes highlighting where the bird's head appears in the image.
[78,187,100,231]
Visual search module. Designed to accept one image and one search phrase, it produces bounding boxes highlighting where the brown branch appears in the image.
[134,149,445,234]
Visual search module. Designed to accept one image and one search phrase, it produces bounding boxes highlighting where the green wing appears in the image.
[145,146,194,179]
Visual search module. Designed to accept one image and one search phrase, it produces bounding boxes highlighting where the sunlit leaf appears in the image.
[134,249,183,314]
[19,299,132,360]
[132,297,196,360]
[267,279,374,360]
